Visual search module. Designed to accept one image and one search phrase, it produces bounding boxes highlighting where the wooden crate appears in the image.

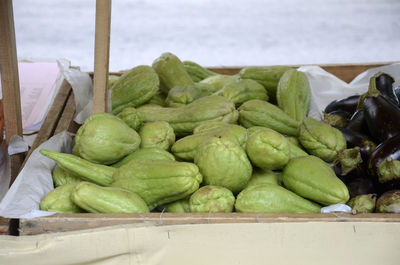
[2,0,400,239]
[13,62,400,235]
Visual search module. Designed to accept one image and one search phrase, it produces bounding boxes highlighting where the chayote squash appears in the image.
[199,74,240,91]
[41,149,116,186]
[194,137,252,194]
[52,164,81,187]
[111,148,175,168]
[189,185,235,213]
[193,121,233,134]
[183,60,217,82]
[218,78,269,106]
[40,183,83,213]
[246,126,308,159]
[282,155,350,205]
[111,65,160,115]
[239,66,293,102]
[117,107,143,131]
[235,184,321,213]
[171,123,248,161]
[139,121,175,150]
[112,159,202,210]
[276,69,311,122]
[147,91,167,107]
[245,128,291,171]
[71,182,150,213]
[137,95,239,137]
[72,113,141,165]
[159,197,191,213]
[152,52,194,94]
[238,99,300,136]
[298,117,347,162]
[246,169,281,188]
[165,84,211,108]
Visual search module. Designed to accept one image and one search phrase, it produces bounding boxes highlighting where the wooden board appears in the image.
[93,0,111,113]
[18,213,400,235]
[0,217,9,235]
[0,0,24,189]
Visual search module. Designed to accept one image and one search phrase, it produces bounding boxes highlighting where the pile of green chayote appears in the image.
[40,52,382,215]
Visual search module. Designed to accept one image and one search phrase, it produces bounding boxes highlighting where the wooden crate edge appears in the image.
[19,213,400,235]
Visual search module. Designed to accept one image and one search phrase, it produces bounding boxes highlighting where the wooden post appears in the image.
[0,0,24,186]
[0,0,23,144]
[93,0,112,113]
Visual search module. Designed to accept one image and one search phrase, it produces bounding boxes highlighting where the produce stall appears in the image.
[1,0,400,264]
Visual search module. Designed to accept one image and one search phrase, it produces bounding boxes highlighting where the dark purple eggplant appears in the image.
[375,73,398,106]
[324,95,360,115]
[360,73,400,143]
[335,127,376,162]
[347,178,377,198]
[346,109,369,135]
[368,133,400,192]
[323,110,350,128]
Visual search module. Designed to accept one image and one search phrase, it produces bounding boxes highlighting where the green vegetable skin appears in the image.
[165,85,208,107]
[282,156,350,205]
[71,182,149,213]
[72,113,141,165]
[171,123,248,161]
[161,198,191,213]
[238,99,300,136]
[52,164,80,187]
[111,148,175,168]
[111,65,160,115]
[40,183,83,213]
[199,74,240,91]
[298,117,347,162]
[117,107,143,131]
[152,52,194,94]
[220,78,269,106]
[246,126,308,159]
[183,60,217,82]
[235,184,321,213]
[112,159,203,210]
[276,69,311,122]
[239,65,293,101]
[245,128,290,171]
[40,149,116,186]
[194,137,252,194]
[189,185,235,213]
[139,121,176,150]
[137,95,239,137]
[246,169,281,188]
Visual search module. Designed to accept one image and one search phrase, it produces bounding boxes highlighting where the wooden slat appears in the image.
[0,0,23,144]
[93,0,112,113]
[19,80,72,172]
[0,217,9,235]
[54,92,77,135]
[19,212,400,235]
[0,0,25,187]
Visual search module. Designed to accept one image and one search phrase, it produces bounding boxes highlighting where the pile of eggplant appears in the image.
[324,72,400,213]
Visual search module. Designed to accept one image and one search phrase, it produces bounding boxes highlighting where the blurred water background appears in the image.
[13,0,400,72]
